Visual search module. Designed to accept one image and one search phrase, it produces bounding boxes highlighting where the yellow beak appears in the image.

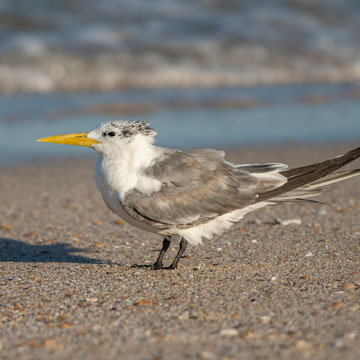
[37,132,99,147]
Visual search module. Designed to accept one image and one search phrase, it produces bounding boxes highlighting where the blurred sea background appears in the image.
[1,0,360,164]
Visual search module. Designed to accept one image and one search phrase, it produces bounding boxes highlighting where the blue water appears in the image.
[1,83,360,165]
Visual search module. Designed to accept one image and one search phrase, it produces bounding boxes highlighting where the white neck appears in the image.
[95,134,163,199]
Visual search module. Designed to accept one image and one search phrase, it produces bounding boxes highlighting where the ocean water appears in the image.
[1,0,360,93]
[1,83,360,164]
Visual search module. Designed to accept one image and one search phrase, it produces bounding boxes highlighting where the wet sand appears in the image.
[0,144,359,360]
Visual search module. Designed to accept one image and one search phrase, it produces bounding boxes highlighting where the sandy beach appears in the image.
[1,143,359,360]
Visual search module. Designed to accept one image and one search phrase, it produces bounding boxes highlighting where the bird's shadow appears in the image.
[0,237,101,264]
[131,264,153,269]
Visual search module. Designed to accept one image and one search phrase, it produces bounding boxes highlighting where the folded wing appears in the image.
[122,150,283,229]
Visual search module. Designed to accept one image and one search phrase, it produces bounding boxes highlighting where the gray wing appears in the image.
[121,150,263,230]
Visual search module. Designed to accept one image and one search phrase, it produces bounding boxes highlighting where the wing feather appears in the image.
[122,150,262,229]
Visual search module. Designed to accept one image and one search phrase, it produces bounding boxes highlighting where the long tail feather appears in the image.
[307,169,360,189]
[281,146,360,179]
[256,146,360,203]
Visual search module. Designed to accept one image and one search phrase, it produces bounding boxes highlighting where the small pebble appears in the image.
[259,315,271,324]
[220,328,239,337]
[344,332,357,339]
[335,339,345,348]
[280,219,302,226]
[85,297,98,303]
[200,351,215,359]
[295,340,310,350]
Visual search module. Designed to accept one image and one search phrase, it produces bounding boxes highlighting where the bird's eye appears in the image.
[108,132,116,137]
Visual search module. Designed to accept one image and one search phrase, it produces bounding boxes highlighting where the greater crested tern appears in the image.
[38,121,360,269]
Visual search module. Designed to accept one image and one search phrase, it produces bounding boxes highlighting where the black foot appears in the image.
[152,261,164,270]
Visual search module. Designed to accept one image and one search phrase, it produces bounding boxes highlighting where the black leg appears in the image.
[168,238,188,269]
[152,237,171,269]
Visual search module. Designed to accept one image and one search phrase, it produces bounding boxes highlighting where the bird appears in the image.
[38,120,360,269]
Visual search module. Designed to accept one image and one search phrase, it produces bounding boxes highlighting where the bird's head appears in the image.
[37,120,157,158]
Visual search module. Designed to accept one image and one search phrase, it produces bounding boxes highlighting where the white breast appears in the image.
[94,157,162,234]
